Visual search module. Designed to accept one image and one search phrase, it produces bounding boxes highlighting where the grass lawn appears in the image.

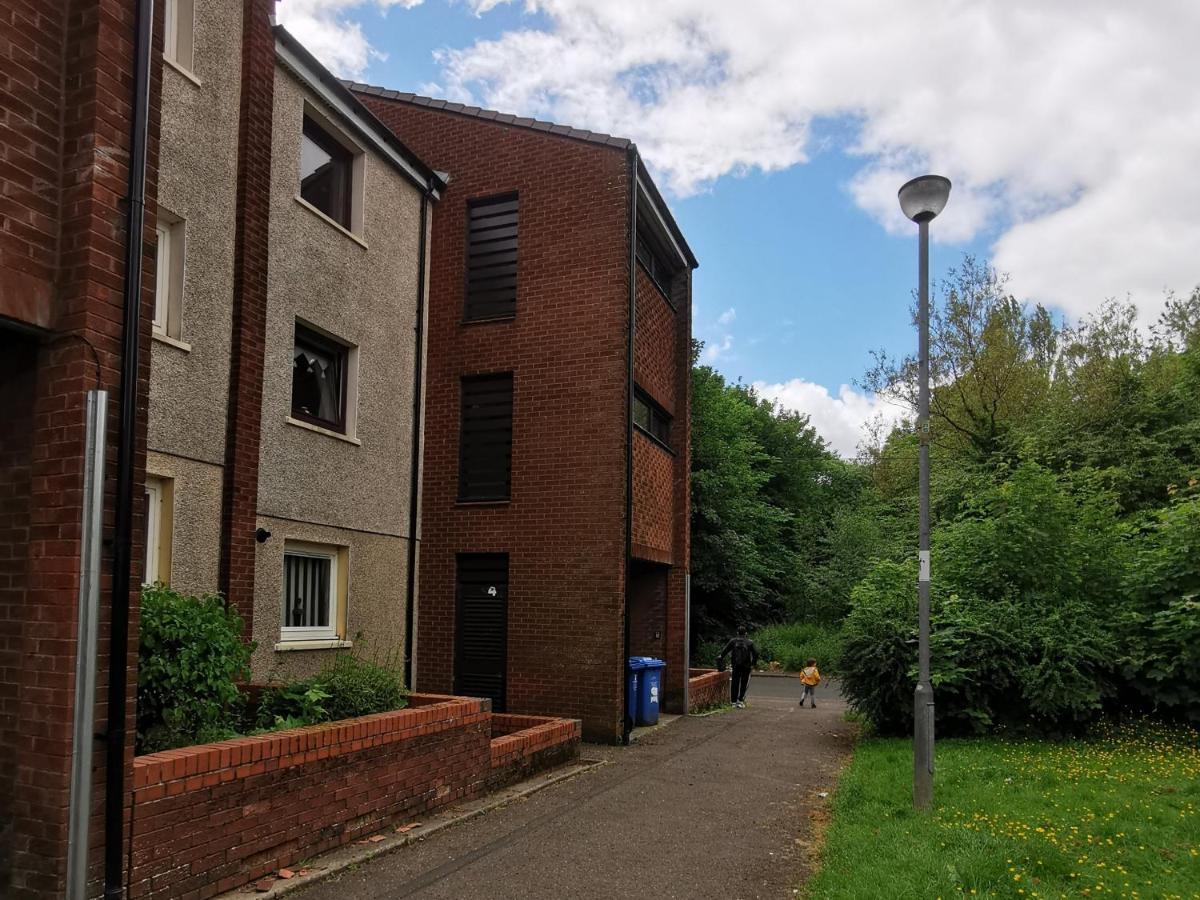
[805,723,1199,899]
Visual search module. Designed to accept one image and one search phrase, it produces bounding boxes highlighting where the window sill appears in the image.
[164,57,202,88]
[286,416,361,445]
[462,314,516,327]
[634,424,675,455]
[294,195,368,249]
[152,331,192,353]
[455,498,511,507]
[274,639,352,652]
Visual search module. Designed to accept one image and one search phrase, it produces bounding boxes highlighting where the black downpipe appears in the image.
[403,192,430,689]
[106,0,154,895]
[622,148,638,745]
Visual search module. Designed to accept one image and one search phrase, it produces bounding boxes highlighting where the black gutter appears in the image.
[622,146,638,745]
[106,0,153,895]
[403,192,430,689]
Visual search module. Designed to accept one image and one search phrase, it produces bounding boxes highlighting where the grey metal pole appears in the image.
[913,219,934,811]
[68,390,108,899]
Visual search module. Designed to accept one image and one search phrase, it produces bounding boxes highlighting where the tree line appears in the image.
[691,258,1200,730]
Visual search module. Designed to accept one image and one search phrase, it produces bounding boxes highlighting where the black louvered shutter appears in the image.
[459,374,513,501]
[454,554,508,711]
[465,194,518,320]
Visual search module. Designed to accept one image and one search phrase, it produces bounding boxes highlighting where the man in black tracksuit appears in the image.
[718,626,759,708]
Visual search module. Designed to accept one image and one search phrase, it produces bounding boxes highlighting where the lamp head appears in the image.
[898,174,952,223]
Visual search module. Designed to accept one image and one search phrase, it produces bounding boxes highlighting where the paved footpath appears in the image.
[295,676,856,900]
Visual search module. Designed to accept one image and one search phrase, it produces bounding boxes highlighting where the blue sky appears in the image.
[283,0,1199,453]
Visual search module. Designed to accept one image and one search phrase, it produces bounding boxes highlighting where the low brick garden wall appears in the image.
[488,714,581,790]
[688,668,730,713]
[128,694,579,899]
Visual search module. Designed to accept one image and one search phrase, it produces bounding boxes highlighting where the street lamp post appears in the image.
[897,174,951,812]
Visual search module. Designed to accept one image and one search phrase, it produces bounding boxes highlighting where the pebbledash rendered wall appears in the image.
[352,88,694,742]
[126,696,580,899]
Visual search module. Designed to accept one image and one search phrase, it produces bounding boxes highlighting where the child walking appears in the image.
[799,658,821,708]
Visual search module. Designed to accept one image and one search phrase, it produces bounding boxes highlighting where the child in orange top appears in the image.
[799,658,820,708]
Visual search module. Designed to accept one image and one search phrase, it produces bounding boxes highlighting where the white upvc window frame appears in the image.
[163,0,196,74]
[143,477,164,586]
[280,541,343,643]
[154,211,185,340]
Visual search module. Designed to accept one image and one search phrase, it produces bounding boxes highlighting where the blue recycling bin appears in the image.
[626,656,649,725]
[635,657,666,726]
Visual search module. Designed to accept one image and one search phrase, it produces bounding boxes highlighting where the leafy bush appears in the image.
[137,586,253,753]
[692,640,723,669]
[256,651,407,730]
[753,622,843,672]
[840,463,1122,736]
[1122,488,1200,721]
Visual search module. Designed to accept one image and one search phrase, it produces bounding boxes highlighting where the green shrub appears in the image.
[256,650,408,730]
[137,585,253,753]
[1122,489,1200,721]
[753,622,843,672]
[692,640,723,669]
[840,464,1122,736]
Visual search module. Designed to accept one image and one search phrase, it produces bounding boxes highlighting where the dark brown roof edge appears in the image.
[344,81,634,151]
[346,81,697,268]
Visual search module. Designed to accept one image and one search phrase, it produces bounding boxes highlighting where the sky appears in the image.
[278,0,1200,456]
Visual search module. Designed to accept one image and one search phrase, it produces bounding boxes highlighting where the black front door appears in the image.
[454,553,508,711]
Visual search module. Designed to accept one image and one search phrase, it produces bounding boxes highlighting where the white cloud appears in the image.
[701,334,732,364]
[276,0,424,79]
[754,379,901,459]
[716,307,736,326]
[430,0,1200,320]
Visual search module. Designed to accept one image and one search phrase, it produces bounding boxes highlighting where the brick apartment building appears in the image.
[0,0,440,895]
[350,85,698,742]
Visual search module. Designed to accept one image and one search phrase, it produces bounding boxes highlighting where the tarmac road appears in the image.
[294,675,855,900]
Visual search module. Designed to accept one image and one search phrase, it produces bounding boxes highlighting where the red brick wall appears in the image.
[127,697,579,899]
[0,0,66,330]
[0,0,159,896]
[688,669,729,712]
[356,96,633,742]
[217,0,276,625]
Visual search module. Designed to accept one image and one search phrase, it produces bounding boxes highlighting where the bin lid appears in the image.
[628,656,665,670]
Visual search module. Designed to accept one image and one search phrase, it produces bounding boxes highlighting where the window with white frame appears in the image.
[143,476,172,586]
[154,211,185,340]
[281,542,344,642]
[163,0,195,73]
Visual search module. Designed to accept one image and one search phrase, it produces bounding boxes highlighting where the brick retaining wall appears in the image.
[128,695,579,898]
[688,668,730,713]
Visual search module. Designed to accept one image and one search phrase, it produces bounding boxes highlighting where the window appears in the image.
[465,194,519,321]
[459,374,513,502]
[634,388,671,448]
[636,231,678,301]
[300,116,354,230]
[163,0,195,72]
[281,542,345,642]
[154,211,185,339]
[291,322,350,433]
[142,476,173,586]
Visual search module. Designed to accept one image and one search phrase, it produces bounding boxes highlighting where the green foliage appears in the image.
[1122,488,1200,721]
[752,622,842,673]
[137,585,254,753]
[256,650,408,730]
[840,464,1121,736]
